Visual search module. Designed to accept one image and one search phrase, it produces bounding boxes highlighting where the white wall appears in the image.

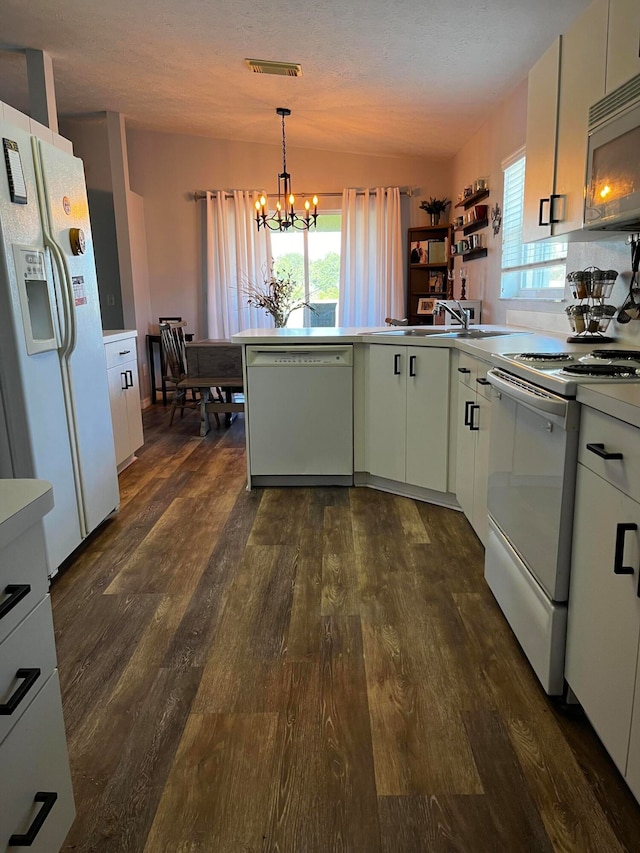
[125,128,454,338]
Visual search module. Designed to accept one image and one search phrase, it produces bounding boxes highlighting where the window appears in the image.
[500,153,567,300]
[270,213,341,327]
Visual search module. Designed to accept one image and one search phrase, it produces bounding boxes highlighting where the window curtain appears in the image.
[337,187,404,327]
[204,190,272,338]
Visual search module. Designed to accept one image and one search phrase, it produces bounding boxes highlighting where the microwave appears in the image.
[583,73,640,233]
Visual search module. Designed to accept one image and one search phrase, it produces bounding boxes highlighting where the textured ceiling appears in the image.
[0,0,591,159]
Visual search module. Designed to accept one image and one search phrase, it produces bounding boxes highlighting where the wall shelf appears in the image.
[462,247,488,262]
[463,217,488,236]
[455,188,490,210]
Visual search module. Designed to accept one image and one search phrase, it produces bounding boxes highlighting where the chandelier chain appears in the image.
[281,111,287,176]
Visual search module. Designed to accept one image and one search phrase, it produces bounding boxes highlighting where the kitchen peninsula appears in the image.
[233,323,540,499]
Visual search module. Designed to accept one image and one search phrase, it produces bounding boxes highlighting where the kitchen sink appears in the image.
[370,328,451,336]
[368,328,522,339]
[446,329,520,339]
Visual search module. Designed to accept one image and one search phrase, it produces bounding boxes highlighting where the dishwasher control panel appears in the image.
[246,345,353,367]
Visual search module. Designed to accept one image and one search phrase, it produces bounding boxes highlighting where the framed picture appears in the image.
[416,297,436,314]
[429,271,445,293]
[410,241,428,264]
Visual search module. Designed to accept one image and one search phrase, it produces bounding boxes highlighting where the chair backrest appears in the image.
[186,341,242,380]
[159,322,188,381]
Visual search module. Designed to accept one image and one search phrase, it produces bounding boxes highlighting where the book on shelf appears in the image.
[427,239,446,264]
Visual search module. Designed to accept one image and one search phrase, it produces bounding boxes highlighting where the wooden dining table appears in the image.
[185,340,244,435]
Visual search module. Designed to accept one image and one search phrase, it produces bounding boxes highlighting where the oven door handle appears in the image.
[486,369,568,417]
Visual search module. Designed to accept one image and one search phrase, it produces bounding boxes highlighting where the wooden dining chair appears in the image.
[159,322,219,433]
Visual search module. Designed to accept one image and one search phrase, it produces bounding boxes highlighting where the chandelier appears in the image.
[255,107,319,231]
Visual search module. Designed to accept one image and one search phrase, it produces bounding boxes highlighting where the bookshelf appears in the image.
[407,224,454,325]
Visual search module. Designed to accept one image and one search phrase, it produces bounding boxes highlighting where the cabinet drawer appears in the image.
[0,596,57,746]
[578,406,640,503]
[475,360,493,401]
[104,337,137,369]
[456,352,479,388]
[0,529,49,644]
[0,671,75,853]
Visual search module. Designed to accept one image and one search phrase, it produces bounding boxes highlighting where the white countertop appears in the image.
[103,329,138,344]
[577,384,640,429]
[233,324,573,357]
[0,479,54,551]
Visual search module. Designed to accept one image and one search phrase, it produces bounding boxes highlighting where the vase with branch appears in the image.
[419,197,451,226]
[244,264,315,328]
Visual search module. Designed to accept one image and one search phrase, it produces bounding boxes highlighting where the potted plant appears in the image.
[244,263,315,328]
[419,197,451,226]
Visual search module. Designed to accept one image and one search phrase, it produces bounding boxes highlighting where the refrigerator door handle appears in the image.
[32,139,77,358]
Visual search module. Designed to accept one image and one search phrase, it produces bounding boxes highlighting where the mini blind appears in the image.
[501,155,566,271]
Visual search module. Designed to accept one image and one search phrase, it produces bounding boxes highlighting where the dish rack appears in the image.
[565,267,618,343]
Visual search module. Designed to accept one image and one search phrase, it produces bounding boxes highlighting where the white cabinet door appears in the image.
[627,655,640,801]
[365,344,450,491]
[566,463,640,775]
[472,379,492,545]
[105,337,144,470]
[522,38,561,243]
[405,347,449,492]
[107,365,130,468]
[455,379,477,523]
[0,672,75,853]
[554,0,608,236]
[365,345,407,482]
[125,363,144,457]
[606,0,640,93]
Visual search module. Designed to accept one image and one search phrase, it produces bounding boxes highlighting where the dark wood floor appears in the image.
[52,405,640,852]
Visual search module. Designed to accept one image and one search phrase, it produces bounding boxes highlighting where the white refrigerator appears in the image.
[0,113,120,577]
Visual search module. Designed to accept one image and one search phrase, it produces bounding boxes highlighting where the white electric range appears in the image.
[483,346,640,695]
[491,348,640,397]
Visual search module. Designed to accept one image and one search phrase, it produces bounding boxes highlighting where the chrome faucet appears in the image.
[433,300,471,330]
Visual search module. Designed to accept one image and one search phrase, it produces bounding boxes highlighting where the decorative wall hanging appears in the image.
[491,202,502,237]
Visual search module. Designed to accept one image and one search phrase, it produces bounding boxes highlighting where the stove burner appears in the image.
[589,350,640,362]
[516,352,574,363]
[561,363,640,377]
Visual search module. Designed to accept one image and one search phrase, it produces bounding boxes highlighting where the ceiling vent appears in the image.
[245,58,302,77]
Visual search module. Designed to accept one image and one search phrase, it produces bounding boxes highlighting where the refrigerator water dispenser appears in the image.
[13,245,57,354]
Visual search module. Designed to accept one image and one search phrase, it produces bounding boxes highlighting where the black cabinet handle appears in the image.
[469,403,480,431]
[393,353,401,375]
[121,371,128,390]
[476,377,491,386]
[0,585,30,620]
[409,355,417,377]
[614,523,637,575]
[118,349,131,356]
[8,791,58,846]
[463,400,473,426]
[0,668,41,715]
[586,442,623,461]
[457,367,471,374]
[126,369,133,388]
[550,193,562,223]
[538,197,550,226]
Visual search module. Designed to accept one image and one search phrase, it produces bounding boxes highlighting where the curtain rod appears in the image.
[193,187,414,202]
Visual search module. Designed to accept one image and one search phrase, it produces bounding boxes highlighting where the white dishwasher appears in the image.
[245,344,353,486]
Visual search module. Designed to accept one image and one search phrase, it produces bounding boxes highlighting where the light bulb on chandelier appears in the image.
[254,107,319,232]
